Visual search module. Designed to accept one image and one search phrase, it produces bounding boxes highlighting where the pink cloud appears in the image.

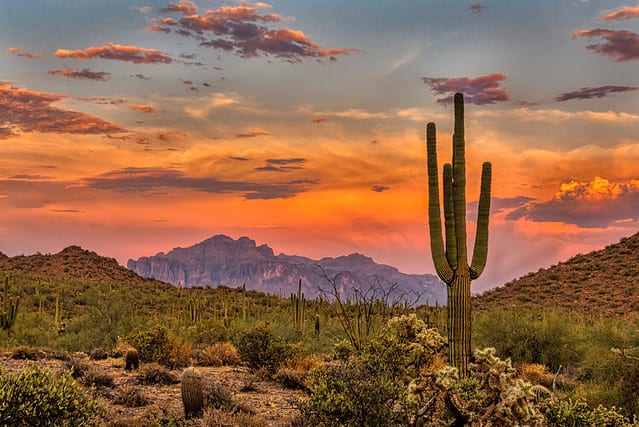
[555,85,638,102]
[421,73,510,105]
[55,43,172,64]
[148,3,360,63]
[469,3,486,14]
[572,29,639,62]
[598,6,639,21]
[0,82,124,136]
[160,0,198,15]
[47,68,111,81]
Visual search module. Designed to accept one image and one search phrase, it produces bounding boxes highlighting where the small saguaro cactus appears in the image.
[181,367,204,419]
[426,93,492,377]
[291,278,306,332]
[1,276,19,331]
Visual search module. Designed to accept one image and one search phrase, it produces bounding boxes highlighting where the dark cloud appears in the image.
[0,127,18,139]
[133,73,151,80]
[7,47,45,58]
[8,175,52,180]
[254,158,307,173]
[555,85,639,102]
[156,131,187,141]
[572,29,639,62]
[421,73,510,105]
[505,178,639,228]
[83,167,316,199]
[229,156,250,161]
[0,82,124,137]
[372,185,389,192]
[265,158,306,165]
[75,96,128,105]
[469,3,486,13]
[598,6,639,21]
[55,43,172,64]
[48,68,111,81]
[148,3,360,63]
[52,209,84,213]
[312,118,326,123]
[236,131,269,138]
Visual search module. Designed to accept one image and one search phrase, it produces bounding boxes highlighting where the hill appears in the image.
[127,234,446,304]
[474,231,639,316]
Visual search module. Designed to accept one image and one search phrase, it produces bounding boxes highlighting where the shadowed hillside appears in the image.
[474,231,639,317]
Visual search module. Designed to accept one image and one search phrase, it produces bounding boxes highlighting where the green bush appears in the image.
[543,398,637,427]
[236,322,297,373]
[0,364,104,426]
[125,326,191,369]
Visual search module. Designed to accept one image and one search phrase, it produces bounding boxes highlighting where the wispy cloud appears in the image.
[506,177,639,228]
[555,85,639,101]
[82,167,316,199]
[372,185,390,192]
[572,29,639,62]
[47,68,111,81]
[254,158,307,173]
[421,73,510,105]
[0,82,123,137]
[469,3,486,14]
[55,43,172,64]
[148,2,360,63]
[8,47,45,58]
[597,6,639,21]
[236,131,269,138]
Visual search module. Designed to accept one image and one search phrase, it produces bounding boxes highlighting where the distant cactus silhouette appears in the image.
[1,276,19,331]
[426,93,492,376]
[181,367,204,419]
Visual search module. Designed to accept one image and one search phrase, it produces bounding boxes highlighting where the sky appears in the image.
[1,0,638,293]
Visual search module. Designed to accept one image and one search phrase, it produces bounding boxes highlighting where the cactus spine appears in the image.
[181,367,204,419]
[426,93,492,376]
[1,276,19,331]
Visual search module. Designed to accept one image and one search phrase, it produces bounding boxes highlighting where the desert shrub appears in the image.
[125,326,192,369]
[137,362,179,385]
[82,368,115,388]
[11,345,49,360]
[236,322,297,373]
[299,315,445,426]
[0,363,104,426]
[90,347,108,360]
[474,308,585,370]
[113,385,150,407]
[194,341,241,367]
[543,398,636,427]
[205,382,236,411]
[65,355,91,378]
[274,354,324,390]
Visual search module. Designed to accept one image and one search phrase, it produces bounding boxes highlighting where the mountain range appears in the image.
[127,234,447,305]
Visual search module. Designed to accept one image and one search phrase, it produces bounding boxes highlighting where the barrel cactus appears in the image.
[181,366,204,419]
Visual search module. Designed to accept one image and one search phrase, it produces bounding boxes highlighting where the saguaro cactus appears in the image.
[426,93,492,376]
[1,276,19,331]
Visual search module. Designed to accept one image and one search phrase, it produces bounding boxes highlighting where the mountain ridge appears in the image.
[127,234,447,304]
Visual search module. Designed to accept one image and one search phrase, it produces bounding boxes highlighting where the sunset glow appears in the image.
[1,1,638,292]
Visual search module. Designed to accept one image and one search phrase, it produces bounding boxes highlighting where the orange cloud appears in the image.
[47,68,111,81]
[0,82,124,137]
[572,29,639,62]
[128,104,156,113]
[55,43,172,64]
[598,6,639,21]
[156,131,187,141]
[148,2,359,63]
[8,47,45,58]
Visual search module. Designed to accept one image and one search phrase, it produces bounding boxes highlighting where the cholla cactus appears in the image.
[413,348,548,426]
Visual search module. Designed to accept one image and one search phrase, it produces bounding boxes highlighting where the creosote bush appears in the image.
[125,326,191,369]
[0,363,104,426]
[236,322,297,373]
[194,341,241,367]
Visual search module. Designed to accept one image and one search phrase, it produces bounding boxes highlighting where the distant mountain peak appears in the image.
[128,234,446,304]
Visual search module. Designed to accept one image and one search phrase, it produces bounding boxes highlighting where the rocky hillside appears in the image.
[128,235,446,304]
[474,231,639,317]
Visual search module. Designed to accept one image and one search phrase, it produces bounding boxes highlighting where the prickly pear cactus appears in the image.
[181,366,204,419]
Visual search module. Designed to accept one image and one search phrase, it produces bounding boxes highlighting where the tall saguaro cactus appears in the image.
[426,93,492,376]
[1,276,19,332]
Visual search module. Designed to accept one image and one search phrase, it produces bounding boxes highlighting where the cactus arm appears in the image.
[443,163,457,270]
[426,122,454,284]
[452,93,468,269]
[470,162,492,279]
